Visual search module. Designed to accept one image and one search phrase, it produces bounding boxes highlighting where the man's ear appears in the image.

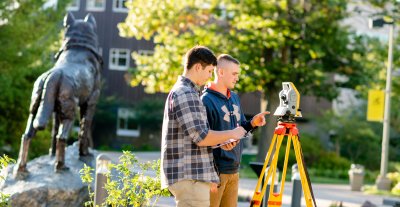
[194,63,202,71]
[217,67,224,77]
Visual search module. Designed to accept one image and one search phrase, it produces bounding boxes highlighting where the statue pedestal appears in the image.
[0,142,97,207]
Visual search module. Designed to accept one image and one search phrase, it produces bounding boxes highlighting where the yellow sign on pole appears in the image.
[367,90,384,122]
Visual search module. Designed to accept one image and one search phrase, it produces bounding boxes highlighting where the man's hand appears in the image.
[221,140,240,151]
[210,183,218,193]
[251,111,270,127]
[231,126,246,140]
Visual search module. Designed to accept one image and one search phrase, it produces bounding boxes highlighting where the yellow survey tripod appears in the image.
[250,82,317,207]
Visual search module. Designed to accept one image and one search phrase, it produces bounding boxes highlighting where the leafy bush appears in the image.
[316,109,382,170]
[132,98,164,130]
[1,155,15,207]
[387,168,400,196]
[363,162,400,196]
[277,133,351,171]
[315,152,351,170]
[92,96,119,149]
[364,170,379,184]
[28,130,52,159]
[80,151,170,207]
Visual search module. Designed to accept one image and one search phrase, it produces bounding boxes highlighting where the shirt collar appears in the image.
[205,82,231,98]
[178,75,201,93]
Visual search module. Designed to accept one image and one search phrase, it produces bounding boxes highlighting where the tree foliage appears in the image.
[119,0,375,160]
[120,0,371,97]
[0,0,70,157]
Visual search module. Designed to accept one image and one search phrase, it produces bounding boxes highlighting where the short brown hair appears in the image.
[184,46,217,70]
[217,54,240,65]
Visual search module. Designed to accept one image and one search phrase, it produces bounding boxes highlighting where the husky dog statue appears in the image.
[13,12,102,179]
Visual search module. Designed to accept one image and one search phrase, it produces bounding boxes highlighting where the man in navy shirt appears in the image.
[201,54,269,207]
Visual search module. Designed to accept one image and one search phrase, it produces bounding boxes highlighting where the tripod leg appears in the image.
[292,135,317,207]
[250,133,278,207]
[278,134,292,194]
[263,134,285,207]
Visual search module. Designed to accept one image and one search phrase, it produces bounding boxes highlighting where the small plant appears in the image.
[0,154,15,207]
[80,164,95,207]
[387,171,400,196]
[363,163,400,196]
[80,151,170,207]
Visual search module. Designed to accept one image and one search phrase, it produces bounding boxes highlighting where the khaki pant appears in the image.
[210,173,239,207]
[168,180,211,207]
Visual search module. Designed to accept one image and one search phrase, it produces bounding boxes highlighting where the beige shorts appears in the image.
[168,179,211,207]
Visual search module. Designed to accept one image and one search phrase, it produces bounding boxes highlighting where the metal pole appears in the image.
[94,154,111,206]
[291,164,302,207]
[376,23,394,190]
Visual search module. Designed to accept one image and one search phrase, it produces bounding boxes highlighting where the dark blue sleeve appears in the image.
[201,95,216,130]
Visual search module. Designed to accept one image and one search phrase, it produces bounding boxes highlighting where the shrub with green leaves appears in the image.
[317,109,381,170]
[80,151,170,207]
[1,154,15,207]
[387,162,400,196]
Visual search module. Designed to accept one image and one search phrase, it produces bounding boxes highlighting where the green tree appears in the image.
[119,0,374,160]
[0,0,70,157]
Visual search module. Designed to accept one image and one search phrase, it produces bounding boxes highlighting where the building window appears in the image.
[109,48,130,70]
[86,0,106,11]
[138,50,154,56]
[113,0,128,12]
[66,0,80,11]
[117,108,140,137]
[135,50,154,67]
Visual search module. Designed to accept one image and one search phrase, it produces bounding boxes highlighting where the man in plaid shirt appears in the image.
[161,46,246,207]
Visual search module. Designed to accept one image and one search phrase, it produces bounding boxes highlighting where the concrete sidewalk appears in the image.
[102,151,397,207]
[155,179,390,207]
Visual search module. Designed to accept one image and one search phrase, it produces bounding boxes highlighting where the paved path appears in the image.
[101,151,398,207]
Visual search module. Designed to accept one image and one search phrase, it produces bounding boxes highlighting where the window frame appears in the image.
[116,108,140,137]
[86,0,106,12]
[109,48,130,71]
[66,0,80,11]
[112,0,129,13]
[137,50,154,56]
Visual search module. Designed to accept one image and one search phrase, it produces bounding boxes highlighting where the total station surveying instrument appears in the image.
[250,82,317,207]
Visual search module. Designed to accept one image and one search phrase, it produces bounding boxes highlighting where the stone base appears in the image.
[0,142,97,207]
[376,175,391,191]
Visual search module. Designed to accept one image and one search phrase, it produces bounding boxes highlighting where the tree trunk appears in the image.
[256,87,281,162]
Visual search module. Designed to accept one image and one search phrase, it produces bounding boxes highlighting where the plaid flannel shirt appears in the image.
[161,76,219,189]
